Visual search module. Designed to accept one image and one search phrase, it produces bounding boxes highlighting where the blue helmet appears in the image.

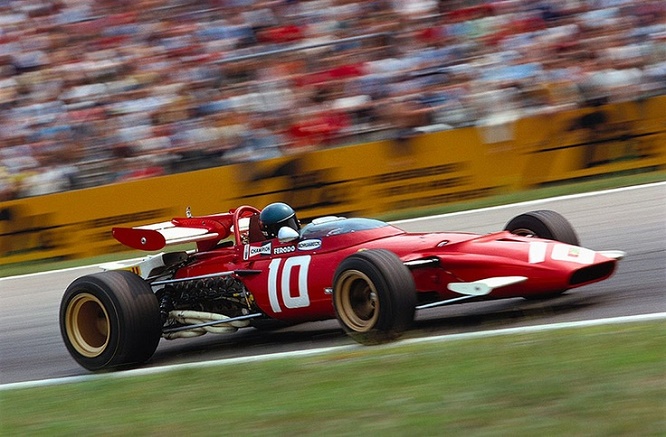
[260,202,300,238]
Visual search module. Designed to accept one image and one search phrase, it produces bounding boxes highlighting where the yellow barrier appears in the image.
[516,96,666,186]
[1,96,665,265]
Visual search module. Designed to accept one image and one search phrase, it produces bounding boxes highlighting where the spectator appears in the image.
[0,0,663,200]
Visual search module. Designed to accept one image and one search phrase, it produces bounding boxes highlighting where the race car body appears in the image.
[60,205,624,371]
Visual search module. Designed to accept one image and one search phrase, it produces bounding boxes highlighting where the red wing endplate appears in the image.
[112,222,224,251]
[112,226,167,251]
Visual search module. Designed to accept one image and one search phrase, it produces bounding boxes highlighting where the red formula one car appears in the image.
[60,203,625,371]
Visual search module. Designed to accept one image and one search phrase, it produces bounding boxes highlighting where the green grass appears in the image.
[2,322,665,435]
[1,171,664,278]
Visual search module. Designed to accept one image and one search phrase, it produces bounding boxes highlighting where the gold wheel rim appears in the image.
[65,293,111,358]
[335,270,379,332]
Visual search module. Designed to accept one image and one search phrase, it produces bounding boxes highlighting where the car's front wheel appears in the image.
[333,249,416,345]
[59,270,162,371]
[504,210,580,246]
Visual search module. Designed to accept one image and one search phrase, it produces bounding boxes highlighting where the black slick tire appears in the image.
[59,270,162,371]
[504,210,580,246]
[333,249,416,345]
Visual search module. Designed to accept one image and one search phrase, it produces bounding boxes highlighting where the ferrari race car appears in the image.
[60,204,625,371]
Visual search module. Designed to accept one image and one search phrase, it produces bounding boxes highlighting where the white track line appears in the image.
[0,264,97,281]
[2,312,664,392]
[393,180,666,224]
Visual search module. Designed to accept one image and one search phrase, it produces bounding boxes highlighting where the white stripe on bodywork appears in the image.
[528,241,548,264]
[552,244,596,265]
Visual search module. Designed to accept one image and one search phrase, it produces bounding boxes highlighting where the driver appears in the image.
[259,202,301,239]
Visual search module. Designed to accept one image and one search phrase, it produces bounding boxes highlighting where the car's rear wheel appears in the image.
[333,249,416,345]
[60,270,162,371]
[504,210,580,246]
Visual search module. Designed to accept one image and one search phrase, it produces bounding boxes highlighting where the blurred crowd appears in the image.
[0,0,664,200]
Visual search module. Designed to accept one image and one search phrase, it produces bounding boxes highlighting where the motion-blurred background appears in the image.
[1,0,664,200]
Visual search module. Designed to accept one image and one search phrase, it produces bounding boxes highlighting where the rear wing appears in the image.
[112,212,242,251]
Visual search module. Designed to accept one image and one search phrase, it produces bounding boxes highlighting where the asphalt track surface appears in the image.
[1,183,664,385]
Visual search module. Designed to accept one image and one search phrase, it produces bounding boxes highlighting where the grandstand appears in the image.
[0,0,664,200]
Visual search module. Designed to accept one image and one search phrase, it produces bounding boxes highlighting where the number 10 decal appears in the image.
[268,255,311,313]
